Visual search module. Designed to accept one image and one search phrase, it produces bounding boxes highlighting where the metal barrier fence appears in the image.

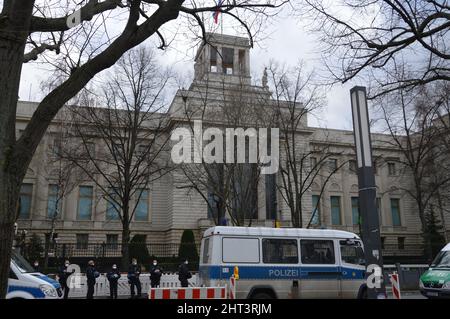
[384,264,429,290]
[60,273,198,298]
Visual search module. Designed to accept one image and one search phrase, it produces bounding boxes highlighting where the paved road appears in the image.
[72,291,427,299]
[386,290,426,299]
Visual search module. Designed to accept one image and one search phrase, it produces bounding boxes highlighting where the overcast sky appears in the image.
[18,5,367,131]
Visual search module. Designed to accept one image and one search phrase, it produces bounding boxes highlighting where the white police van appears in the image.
[7,250,62,299]
[199,226,367,299]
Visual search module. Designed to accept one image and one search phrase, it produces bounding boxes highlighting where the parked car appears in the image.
[7,250,62,299]
[419,243,450,299]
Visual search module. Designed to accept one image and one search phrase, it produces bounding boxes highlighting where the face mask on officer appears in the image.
[153,261,157,266]
[34,262,39,266]
[112,265,117,270]
[65,262,70,267]
[185,260,188,265]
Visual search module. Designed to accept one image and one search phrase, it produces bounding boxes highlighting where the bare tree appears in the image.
[40,109,83,269]
[266,62,345,228]
[65,47,173,268]
[302,0,450,98]
[0,0,288,297]
[375,80,450,259]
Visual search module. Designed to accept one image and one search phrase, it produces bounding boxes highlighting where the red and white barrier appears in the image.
[149,286,227,299]
[229,276,236,299]
[390,272,401,299]
[149,275,238,300]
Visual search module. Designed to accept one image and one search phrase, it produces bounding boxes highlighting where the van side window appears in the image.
[262,239,298,264]
[340,241,365,265]
[222,238,260,263]
[202,238,210,264]
[301,240,335,264]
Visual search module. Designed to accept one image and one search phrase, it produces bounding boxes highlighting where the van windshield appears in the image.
[431,251,450,269]
[11,250,35,273]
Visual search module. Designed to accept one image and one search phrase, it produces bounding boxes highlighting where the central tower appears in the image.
[193,33,251,85]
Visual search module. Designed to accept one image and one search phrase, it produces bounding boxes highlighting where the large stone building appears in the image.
[15,33,449,262]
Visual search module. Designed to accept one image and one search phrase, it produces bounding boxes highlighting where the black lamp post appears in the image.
[350,86,386,299]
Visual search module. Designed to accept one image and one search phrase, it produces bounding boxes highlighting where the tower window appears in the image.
[222,47,234,75]
[239,50,246,74]
[210,47,217,72]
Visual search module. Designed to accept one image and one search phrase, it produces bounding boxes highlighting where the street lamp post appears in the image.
[350,86,386,299]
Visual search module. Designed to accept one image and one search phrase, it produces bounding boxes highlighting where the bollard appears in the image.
[390,271,401,299]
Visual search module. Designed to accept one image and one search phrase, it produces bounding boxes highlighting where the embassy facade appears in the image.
[15,33,449,262]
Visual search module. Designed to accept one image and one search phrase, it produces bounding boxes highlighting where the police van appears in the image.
[199,226,367,299]
[7,250,62,299]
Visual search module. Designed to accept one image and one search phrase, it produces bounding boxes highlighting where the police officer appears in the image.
[58,259,74,299]
[127,258,142,299]
[149,259,163,288]
[178,258,192,288]
[86,260,99,299]
[106,264,121,299]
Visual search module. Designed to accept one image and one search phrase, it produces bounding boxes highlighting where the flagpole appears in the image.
[221,9,223,35]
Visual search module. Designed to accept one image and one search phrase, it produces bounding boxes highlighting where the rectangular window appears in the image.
[222,238,259,263]
[301,240,335,264]
[265,174,277,220]
[207,193,218,219]
[376,197,382,225]
[222,47,234,75]
[388,162,396,176]
[106,188,120,221]
[106,234,118,250]
[85,142,95,157]
[238,49,246,74]
[373,160,377,175]
[77,186,93,220]
[391,198,401,226]
[76,234,89,250]
[398,237,405,250]
[47,184,61,219]
[262,239,298,264]
[349,160,357,173]
[310,157,317,168]
[19,184,33,219]
[210,47,217,72]
[311,195,320,225]
[351,197,360,226]
[52,138,61,157]
[135,189,149,221]
[330,196,342,225]
[381,237,385,250]
[328,158,338,171]
[136,144,148,156]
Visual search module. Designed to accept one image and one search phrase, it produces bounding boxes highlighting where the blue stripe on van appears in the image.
[35,274,61,289]
[8,285,46,298]
[199,265,365,280]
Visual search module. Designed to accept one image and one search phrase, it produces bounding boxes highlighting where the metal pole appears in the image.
[350,86,386,298]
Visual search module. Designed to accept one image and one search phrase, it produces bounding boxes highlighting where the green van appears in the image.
[420,243,450,299]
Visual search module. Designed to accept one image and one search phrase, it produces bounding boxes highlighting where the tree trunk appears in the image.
[0,0,35,298]
[121,224,131,270]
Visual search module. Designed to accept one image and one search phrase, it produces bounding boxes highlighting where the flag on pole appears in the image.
[213,0,225,24]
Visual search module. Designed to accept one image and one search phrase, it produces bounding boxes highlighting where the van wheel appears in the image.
[251,292,273,299]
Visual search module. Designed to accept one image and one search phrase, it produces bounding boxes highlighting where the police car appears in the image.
[7,250,62,299]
